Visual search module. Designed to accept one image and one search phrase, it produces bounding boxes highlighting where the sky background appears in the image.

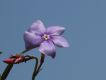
[0,0,106,80]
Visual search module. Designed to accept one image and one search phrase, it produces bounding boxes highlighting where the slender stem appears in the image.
[20,47,36,54]
[20,49,31,54]
[0,51,2,55]
[36,54,45,74]
[32,57,38,80]
[32,53,45,80]
[1,64,13,80]
[0,74,1,79]
[1,49,33,80]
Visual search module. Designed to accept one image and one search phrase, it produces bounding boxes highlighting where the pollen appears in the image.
[43,34,50,40]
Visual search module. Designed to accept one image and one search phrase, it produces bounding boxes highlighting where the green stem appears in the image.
[1,64,13,80]
[0,51,2,55]
[20,49,31,54]
[0,74,1,80]
[32,54,45,80]
[32,57,38,80]
[20,47,36,54]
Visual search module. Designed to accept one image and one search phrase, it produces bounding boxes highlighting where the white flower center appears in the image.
[43,34,50,40]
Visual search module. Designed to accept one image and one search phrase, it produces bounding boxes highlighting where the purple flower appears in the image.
[24,20,69,58]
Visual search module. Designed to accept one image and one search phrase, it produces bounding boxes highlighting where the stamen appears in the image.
[43,34,50,40]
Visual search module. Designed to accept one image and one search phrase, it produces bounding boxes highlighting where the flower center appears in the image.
[43,34,50,40]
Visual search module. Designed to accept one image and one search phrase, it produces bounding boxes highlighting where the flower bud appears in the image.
[3,58,15,64]
[3,54,25,64]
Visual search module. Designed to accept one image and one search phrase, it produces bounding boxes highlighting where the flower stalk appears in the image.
[1,64,13,80]
[32,53,45,80]
[0,51,2,55]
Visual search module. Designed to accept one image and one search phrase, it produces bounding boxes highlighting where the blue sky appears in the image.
[0,0,106,80]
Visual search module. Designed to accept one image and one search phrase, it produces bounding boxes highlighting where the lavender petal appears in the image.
[28,20,46,34]
[47,26,65,35]
[24,31,43,49]
[52,36,69,48]
[39,41,56,58]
